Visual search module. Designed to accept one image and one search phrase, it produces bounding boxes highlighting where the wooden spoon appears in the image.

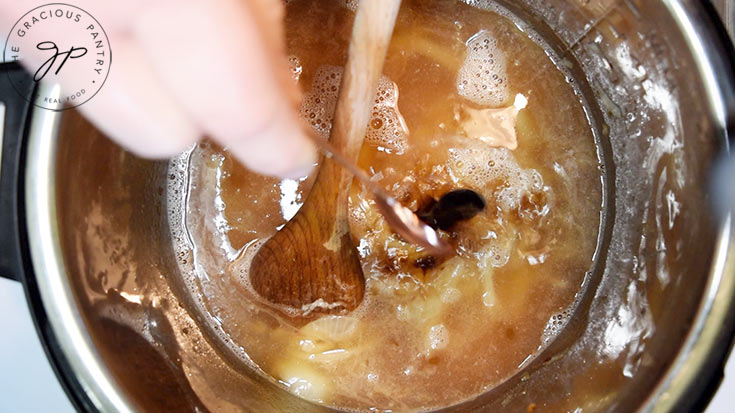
[249,0,403,315]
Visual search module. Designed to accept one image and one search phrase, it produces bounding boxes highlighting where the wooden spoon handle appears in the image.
[305,0,402,217]
[329,0,402,163]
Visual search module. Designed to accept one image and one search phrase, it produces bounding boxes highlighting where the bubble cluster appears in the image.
[299,66,341,139]
[428,324,449,351]
[167,148,263,365]
[447,141,543,210]
[341,0,358,12]
[288,55,302,81]
[374,76,398,106]
[482,240,511,268]
[366,76,408,153]
[541,308,572,344]
[457,30,509,106]
[298,65,409,154]
[167,151,192,263]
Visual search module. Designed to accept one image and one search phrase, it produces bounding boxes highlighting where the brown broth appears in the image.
[172,0,603,410]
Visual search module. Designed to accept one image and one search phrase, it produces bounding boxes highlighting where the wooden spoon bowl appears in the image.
[249,0,403,317]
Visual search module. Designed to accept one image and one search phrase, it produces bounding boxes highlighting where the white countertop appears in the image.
[0,278,73,412]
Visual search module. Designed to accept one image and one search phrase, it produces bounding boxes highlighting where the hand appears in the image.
[0,0,317,178]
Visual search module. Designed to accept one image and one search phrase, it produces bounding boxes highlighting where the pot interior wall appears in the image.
[54,0,724,411]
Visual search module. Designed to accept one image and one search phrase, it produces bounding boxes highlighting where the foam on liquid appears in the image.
[166,1,603,410]
[299,65,409,154]
[457,30,509,106]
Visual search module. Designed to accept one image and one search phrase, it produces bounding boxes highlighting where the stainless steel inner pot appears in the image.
[3,0,734,411]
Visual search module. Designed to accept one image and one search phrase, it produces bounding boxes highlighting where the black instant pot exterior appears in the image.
[0,64,96,412]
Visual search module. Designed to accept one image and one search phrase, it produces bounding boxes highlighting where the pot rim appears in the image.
[18,2,735,412]
[23,83,131,412]
[643,1,735,411]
